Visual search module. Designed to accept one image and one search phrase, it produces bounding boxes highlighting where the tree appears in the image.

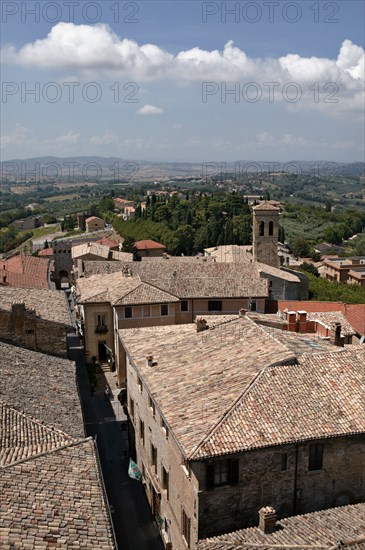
[44,239,49,249]
[291,237,310,258]
[174,225,196,256]
[122,235,135,252]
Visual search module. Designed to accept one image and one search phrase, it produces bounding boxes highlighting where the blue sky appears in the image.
[1,0,364,162]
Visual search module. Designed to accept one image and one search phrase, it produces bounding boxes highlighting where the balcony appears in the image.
[95,325,108,334]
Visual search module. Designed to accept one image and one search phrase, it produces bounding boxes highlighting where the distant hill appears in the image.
[1,156,364,180]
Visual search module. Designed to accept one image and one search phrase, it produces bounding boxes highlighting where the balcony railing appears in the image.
[95,325,108,334]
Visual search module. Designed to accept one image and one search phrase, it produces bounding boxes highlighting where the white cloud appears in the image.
[137,104,164,115]
[54,130,80,145]
[2,24,363,116]
[0,125,33,148]
[89,130,118,144]
[2,23,363,85]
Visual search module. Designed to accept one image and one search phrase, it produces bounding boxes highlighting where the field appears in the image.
[44,193,80,202]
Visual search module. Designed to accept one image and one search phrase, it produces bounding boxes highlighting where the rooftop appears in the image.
[85,216,104,223]
[134,239,166,250]
[252,201,280,211]
[0,286,72,326]
[120,318,365,460]
[76,272,179,305]
[0,255,49,289]
[95,236,119,249]
[197,503,365,549]
[0,401,74,467]
[1,437,116,549]
[0,341,84,439]
[119,316,295,459]
[78,261,269,299]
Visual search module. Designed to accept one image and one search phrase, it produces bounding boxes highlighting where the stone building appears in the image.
[85,216,105,232]
[252,202,280,268]
[74,263,269,382]
[52,239,73,287]
[134,239,167,259]
[0,341,116,549]
[119,317,365,549]
[0,287,73,357]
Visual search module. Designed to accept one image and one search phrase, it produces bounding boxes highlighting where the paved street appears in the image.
[72,347,164,550]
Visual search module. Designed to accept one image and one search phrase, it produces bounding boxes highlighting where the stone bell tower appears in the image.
[252,202,280,268]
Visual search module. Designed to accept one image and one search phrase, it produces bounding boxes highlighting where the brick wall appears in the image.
[0,304,69,357]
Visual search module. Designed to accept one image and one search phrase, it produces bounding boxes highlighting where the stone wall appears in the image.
[0,303,69,357]
[197,435,365,538]
[126,354,199,549]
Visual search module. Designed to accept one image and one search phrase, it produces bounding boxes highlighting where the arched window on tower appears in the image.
[259,221,265,236]
[269,221,274,236]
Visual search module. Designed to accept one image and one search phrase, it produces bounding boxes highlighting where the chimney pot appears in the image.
[196,316,208,332]
[146,354,154,367]
[239,308,247,317]
[259,506,277,534]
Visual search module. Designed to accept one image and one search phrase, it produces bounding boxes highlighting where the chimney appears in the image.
[330,322,344,347]
[259,506,277,534]
[297,310,307,333]
[286,310,297,331]
[146,354,154,367]
[239,308,247,317]
[196,317,208,332]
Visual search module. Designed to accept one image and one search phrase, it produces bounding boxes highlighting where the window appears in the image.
[180,300,189,312]
[250,300,257,312]
[259,221,265,236]
[308,443,323,471]
[95,313,108,332]
[125,306,132,318]
[162,466,169,500]
[181,509,191,547]
[151,444,157,473]
[25,329,34,334]
[208,300,222,312]
[143,305,151,317]
[206,459,239,490]
[161,304,168,316]
[129,398,135,421]
[139,419,145,445]
[281,453,287,471]
[161,418,169,438]
[269,221,274,236]
[149,396,156,418]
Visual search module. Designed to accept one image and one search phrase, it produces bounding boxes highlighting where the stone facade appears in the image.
[0,302,70,357]
[52,240,73,286]
[197,435,365,538]
[253,203,280,269]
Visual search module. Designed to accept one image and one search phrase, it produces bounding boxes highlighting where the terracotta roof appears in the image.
[257,324,345,355]
[120,319,365,460]
[194,348,365,459]
[119,317,295,459]
[85,216,104,223]
[113,281,179,306]
[252,202,280,211]
[1,438,116,549]
[0,255,49,289]
[306,311,356,336]
[345,304,365,337]
[197,503,365,549]
[76,272,179,305]
[278,300,345,313]
[95,237,119,249]
[0,401,74,466]
[0,286,72,326]
[38,247,54,256]
[134,239,166,250]
[0,342,84,439]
